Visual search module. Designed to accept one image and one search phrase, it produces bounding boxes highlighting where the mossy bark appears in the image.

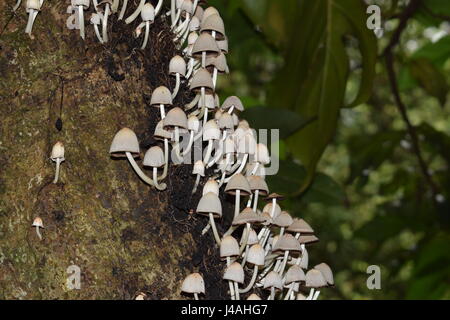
[0,1,228,300]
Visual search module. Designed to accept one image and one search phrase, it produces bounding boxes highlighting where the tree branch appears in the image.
[383,0,441,199]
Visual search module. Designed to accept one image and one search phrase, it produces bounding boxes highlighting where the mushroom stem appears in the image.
[13,0,22,11]
[278,250,289,275]
[191,0,198,14]
[93,0,99,11]
[251,162,260,176]
[239,265,258,294]
[160,138,169,180]
[153,167,164,189]
[154,0,163,16]
[283,283,295,300]
[269,287,275,300]
[224,154,248,183]
[252,190,259,212]
[313,290,321,300]
[234,282,240,300]
[202,51,206,68]
[172,73,181,99]
[203,139,213,164]
[217,153,231,187]
[185,93,199,110]
[102,4,110,43]
[171,8,181,28]
[94,24,104,43]
[141,20,150,49]
[227,105,235,114]
[25,9,35,34]
[209,213,221,246]
[241,244,249,266]
[201,87,208,126]
[239,223,250,254]
[307,288,315,300]
[35,226,42,240]
[174,126,183,161]
[182,130,194,156]
[118,0,128,20]
[192,173,201,194]
[234,190,241,219]
[212,68,218,88]
[78,5,85,40]
[125,152,167,190]
[207,132,226,168]
[170,0,176,25]
[194,293,199,300]
[159,104,166,119]
[53,158,61,184]
[125,0,145,24]
[186,58,195,79]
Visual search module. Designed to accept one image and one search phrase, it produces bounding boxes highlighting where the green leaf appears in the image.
[415,0,450,27]
[354,214,407,242]
[241,106,315,139]
[408,58,449,107]
[412,36,450,67]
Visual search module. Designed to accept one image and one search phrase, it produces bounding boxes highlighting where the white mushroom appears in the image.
[90,13,104,43]
[25,0,41,35]
[125,0,145,24]
[138,3,155,50]
[51,141,65,184]
[32,217,44,240]
[72,0,90,40]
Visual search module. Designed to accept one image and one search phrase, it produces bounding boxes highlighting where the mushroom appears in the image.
[124,0,145,24]
[225,131,256,181]
[174,0,193,39]
[25,0,41,35]
[185,32,199,78]
[217,36,229,55]
[200,13,226,41]
[220,235,240,300]
[205,52,229,87]
[110,128,166,189]
[32,217,44,240]
[181,273,205,300]
[262,271,282,300]
[221,96,244,115]
[259,194,283,246]
[163,107,188,161]
[153,120,172,181]
[202,120,220,164]
[191,32,220,68]
[224,173,251,226]
[191,160,205,194]
[251,143,271,176]
[240,227,258,266]
[283,265,306,300]
[13,0,22,11]
[196,192,222,246]
[313,262,334,300]
[189,68,214,127]
[217,136,235,187]
[239,244,264,294]
[51,141,65,184]
[287,218,314,239]
[247,176,269,212]
[272,234,302,275]
[247,293,262,300]
[179,15,199,45]
[169,55,186,99]
[143,146,166,190]
[201,6,219,22]
[138,3,155,50]
[97,0,112,43]
[223,262,244,300]
[182,115,199,156]
[272,211,293,237]
[305,269,327,300]
[90,13,104,43]
[232,207,264,254]
[207,112,233,168]
[72,0,90,40]
[202,178,219,196]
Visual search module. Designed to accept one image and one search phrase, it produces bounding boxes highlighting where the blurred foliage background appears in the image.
[209,0,450,299]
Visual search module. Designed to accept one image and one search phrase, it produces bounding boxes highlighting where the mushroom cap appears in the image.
[196,192,222,218]
[218,112,234,130]
[272,234,302,253]
[305,269,327,288]
[187,32,199,46]
[236,132,257,155]
[109,128,140,158]
[240,228,259,246]
[169,55,187,77]
[189,16,200,31]
[223,136,235,154]
[246,244,265,266]
[27,0,41,10]
[51,141,65,161]
[154,120,172,140]
[285,265,306,285]
[262,271,283,290]
[272,211,293,228]
[143,146,165,168]
[192,160,205,176]
[247,175,269,195]
[220,235,239,258]
[90,13,101,25]
[200,14,226,39]
[223,262,244,284]
[202,6,220,22]
[232,208,264,226]
[202,120,221,141]
[150,86,173,106]
[204,94,216,109]
[256,143,271,165]
[225,173,252,196]
[246,293,262,300]
[299,247,309,269]
[72,0,90,8]
[217,37,229,54]
[181,273,205,294]
[141,3,155,21]
[287,218,314,234]
[298,235,319,245]
[163,107,188,130]
[32,217,43,228]
[264,192,285,201]
[221,96,244,112]
[194,4,204,20]
[187,115,200,132]
[191,33,220,58]
[260,211,273,226]
[190,68,214,93]
[262,202,281,218]
[202,179,219,196]
[314,263,334,286]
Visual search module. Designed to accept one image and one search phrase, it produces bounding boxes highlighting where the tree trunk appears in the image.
[0,1,228,299]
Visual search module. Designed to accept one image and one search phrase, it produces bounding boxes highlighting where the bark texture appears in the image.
[0,1,229,299]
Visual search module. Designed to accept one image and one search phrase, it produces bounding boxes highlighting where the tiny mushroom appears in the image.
[25,0,41,35]
[138,3,155,50]
[220,235,240,300]
[32,216,44,240]
[262,271,283,300]
[169,55,187,99]
[202,119,221,164]
[223,262,244,300]
[90,12,104,43]
[72,0,90,40]
[163,107,188,161]
[182,115,200,156]
[97,0,113,43]
[224,173,252,222]
[143,146,166,190]
[247,175,269,212]
[51,141,65,184]
[191,32,220,68]
[189,68,214,126]
[283,265,306,300]
[196,192,222,246]
[272,233,302,275]
[221,96,244,115]
[239,244,265,294]
[305,269,327,300]
[181,273,205,300]
[192,160,205,194]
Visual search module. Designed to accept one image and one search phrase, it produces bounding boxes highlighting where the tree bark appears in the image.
[0,1,228,300]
